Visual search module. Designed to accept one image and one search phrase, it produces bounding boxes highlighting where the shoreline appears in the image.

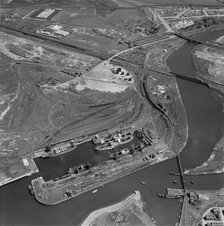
[184,33,224,175]
[80,191,141,226]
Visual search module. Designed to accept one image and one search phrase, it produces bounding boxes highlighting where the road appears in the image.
[108,35,175,61]
[153,9,174,32]
[179,194,189,226]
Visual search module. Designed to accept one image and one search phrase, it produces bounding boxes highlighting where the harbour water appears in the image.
[0,30,224,226]
[34,133,140,181]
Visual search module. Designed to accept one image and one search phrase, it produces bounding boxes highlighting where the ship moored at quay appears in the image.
[93,130,134,151]
[29,139,173,205]
[41,140,77,158]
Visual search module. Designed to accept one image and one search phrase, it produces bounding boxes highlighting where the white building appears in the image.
[54,29,69,36]
[173,20,194,30]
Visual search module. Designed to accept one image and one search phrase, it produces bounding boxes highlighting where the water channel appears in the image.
[0,29,224,226]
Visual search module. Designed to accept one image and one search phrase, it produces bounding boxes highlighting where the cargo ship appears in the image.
[42,140,77,158]
[95,132,133,151]
[92,134,112,145]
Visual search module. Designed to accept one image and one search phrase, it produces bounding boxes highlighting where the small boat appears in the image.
[190,180,194,184]
[28,185,34,195]
[140,181,146,185]
[166,195,181,199]
[53,177,60,181]
[173,180,177,184]
[92,189,98,194]
[41,154,48,159]
[169,171,180,176]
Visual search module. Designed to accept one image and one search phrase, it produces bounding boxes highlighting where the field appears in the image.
[194,46,224,84]
[4,0,223,54]
[1,4,160,52]
[81,191,156,226]
[2,0,223,7]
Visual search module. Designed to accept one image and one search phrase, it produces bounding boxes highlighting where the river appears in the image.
[0,30,224,226]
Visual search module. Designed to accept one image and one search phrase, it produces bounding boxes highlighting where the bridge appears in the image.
[173,32,202,44]
[145,67,208,87]
[176,154,186,191]
[210,40,224,46]
[170,72,208,86]
[173,32,224,50]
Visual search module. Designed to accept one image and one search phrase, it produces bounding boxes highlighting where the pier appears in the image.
[166,188,185,198]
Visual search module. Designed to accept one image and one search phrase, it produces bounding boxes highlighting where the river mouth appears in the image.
[1,30,224,226]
